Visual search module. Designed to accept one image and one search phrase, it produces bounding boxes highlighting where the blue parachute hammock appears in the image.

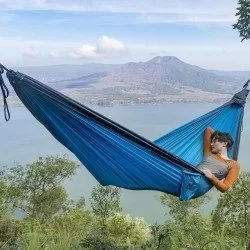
[0,64,249,200]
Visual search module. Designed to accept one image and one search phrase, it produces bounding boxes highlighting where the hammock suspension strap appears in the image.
[0,64,10,121]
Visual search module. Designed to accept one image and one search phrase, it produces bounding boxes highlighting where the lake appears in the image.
[0,102,249,224]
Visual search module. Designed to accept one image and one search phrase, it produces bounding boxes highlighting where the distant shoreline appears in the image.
[1,86,250,109]
[0,95,234,108]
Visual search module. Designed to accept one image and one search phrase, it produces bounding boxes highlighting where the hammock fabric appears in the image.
[0,64,249,200]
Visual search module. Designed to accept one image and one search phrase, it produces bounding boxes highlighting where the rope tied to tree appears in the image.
[0,64,10,121]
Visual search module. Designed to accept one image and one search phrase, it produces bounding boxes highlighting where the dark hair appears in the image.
[211,131,234,149]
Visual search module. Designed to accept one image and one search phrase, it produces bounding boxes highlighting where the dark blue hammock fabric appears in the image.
[3,69,249,200]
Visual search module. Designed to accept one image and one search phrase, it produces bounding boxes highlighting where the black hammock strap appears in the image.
[0,64,10,121]
[243,78,249,89]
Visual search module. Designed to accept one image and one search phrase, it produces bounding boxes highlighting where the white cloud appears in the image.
[0,36,77,66]
[69,45,100,59]
[69,35,126,59]
[22,48,59,59]
[0,35,126,62]
[1,34,249,70]
[96,36,125,54]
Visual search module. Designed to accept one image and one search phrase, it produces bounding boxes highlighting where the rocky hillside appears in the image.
[2,57,249,106]
[64,56,241,94]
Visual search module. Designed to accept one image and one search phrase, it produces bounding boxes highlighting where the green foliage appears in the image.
[4,155,79,222]
[156,220,183,250]
[19,203,93,249]
[82,225,117,249]
[0,170,23,248]
[19,221,77,249]
[233,0,250,41]
[83,184,123,248]
[146,193,211,249]
[148,212,241,250]
[0,155,249,249]
[106,213,150,247]
[160,192,211,223]
[0,180,6,212]
[182,212,211,248]
[51,203,93,240]
[149,214,209,249]
[86,184,150,249]
[156,192,244,249]
[212,171,250,248]
[0,215,22,248]
[0,166,22,214]
[82,213,150,249]
[90,184,122,225]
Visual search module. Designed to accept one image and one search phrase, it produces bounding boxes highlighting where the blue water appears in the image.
[1,103,249,224]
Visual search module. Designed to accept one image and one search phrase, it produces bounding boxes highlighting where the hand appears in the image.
[200,168,213,179]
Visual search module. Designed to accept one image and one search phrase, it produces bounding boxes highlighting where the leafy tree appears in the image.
[182,212,213,249]
[0,215,22,248]
[153,193,213,249]
[4,155,79,222]
[0,167,23,248]
[0,178,6,212]
[83,212,150,249]
[211,171,250,248]
[160,193,211,224]
[84,184,122,249]
[18,197,94,249]
[50,201,93,248]
[106,213,150,247]
[90,184,122,226]
[233,0,250,41]
[51,196,93,236]
[149,212,238,249]
[148,213,214,249]
[146,223,161,249]
[156,220,183,250]
[0,166,9,213]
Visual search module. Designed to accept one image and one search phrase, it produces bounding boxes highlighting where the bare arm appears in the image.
[203,126,214,156]
[210,162,240,192]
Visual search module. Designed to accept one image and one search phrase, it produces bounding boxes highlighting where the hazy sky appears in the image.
[0,0,249,70]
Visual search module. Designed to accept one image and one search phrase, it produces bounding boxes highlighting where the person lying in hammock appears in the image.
[198,127,240,193]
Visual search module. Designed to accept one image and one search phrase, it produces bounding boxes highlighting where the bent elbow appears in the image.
[218,185,230,193]
[220,189,227,193]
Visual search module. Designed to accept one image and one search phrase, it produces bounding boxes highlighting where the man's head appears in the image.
[211,131,234,154]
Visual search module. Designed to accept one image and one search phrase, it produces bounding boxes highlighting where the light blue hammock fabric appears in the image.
[1,67,249,200]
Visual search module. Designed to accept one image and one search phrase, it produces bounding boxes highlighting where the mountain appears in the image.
[3,57,249,106]
[2,63,117,96]
[209,70,250,83]
[64,56,243,94]
[14,63,120,90]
